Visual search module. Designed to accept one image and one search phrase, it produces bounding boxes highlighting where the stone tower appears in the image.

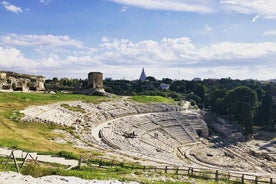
[88,72,103,89]
[139,68,146,81]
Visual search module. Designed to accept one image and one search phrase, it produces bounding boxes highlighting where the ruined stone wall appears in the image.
[0,71,45,91]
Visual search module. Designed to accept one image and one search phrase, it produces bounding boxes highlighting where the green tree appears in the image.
[185,92,201,107]
[205,89,227,113]
[161,78,172,84]
[257,84,276,129]
[224,86,258,134]
[193,84,205,105]
[146,76,156,81]
[170,80,186,93]
[52,77,59,84]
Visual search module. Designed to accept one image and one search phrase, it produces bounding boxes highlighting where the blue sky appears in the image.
[1,0,276,80]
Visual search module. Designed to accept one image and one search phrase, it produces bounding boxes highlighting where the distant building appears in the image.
[105,77,113,81]
[192,77,201,82]
[139,68,147,81]
[160,83,170,90]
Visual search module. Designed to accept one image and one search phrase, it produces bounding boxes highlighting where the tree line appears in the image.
[104,77,276,134]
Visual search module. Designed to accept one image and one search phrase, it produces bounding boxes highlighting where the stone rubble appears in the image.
[0,172,139,184]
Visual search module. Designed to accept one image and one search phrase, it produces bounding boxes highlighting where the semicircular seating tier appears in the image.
[21,100,209,164]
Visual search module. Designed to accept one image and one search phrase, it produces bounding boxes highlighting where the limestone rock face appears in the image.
[20,100,209,164]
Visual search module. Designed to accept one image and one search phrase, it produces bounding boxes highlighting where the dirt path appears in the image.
[0,147,78,167]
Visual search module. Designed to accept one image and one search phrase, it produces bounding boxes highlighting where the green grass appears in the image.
[0,161,240,184]
[131,95,174,103]
[0,92,109,156]
[60,103,86,113]
[0,92,108,106]
[56,151,79,160]
[0,153,242,184]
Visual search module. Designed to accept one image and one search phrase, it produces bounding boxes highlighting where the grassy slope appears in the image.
[0,92,108,154]
[0,93,173,154]
[131,95,174,104]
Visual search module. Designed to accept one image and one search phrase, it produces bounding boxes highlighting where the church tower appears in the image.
[139,68,147,81]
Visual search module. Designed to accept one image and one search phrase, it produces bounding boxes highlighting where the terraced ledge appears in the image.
[20,100,208,165]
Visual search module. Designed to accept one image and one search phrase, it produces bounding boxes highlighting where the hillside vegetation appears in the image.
[0,92,108,154]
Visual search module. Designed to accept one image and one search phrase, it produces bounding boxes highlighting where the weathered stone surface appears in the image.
[0,71,45,91]
[88,72,103,89]
[0,172,139,184]
[75,72,105,95]
[19,100,276,173]
[20,100,209,165]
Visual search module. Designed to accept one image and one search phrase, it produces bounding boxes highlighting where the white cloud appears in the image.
[204,24,213,32]
[110,0,214,13]
[101,37,110,43]
[1,34,83,48]
[40,0,51,5]
[263,30,276,36]
[251,15,260,23]
[198,42,276,60]
[220,0,276,20]
[1,36,276,80]
[194,24,213,35]
[110,0,276,20]
[0,47,35,68]
[2,1,22,14]
[97,38,276,65]
[121,6,128,12]
[97,37,197,65]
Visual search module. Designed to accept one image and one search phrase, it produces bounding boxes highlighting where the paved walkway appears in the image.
[0,147,78,167]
